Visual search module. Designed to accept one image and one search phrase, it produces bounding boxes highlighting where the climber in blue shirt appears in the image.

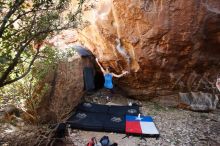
[96,58,128,98]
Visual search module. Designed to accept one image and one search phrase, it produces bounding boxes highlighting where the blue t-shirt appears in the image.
[104,73,113,89]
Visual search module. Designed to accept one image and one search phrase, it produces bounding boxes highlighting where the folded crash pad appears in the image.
[83,67,95,91]
[125,115,160,138]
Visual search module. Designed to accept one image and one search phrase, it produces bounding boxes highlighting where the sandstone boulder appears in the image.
[36,54,95,123]
[79,0,220,98]
[179,92,219,111]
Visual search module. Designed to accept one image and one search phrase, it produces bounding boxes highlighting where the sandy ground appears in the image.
[69,89,220,146]
[0,89,220,146]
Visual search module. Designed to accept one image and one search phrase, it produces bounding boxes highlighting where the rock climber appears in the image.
[95,58,129,98]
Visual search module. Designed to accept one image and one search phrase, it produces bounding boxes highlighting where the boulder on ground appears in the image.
[179,92,219,111]
[35,54,95,123]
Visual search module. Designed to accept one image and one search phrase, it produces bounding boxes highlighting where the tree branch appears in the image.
[4,9,38,39]
[0,0,84,88]
[0,27,61,87]
[0,0,25,38]
[4,9,36,29]
[1,47,40,86]
[0,41,31,86]
[4,6,58,30]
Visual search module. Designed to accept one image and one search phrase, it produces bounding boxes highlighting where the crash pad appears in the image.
[83,67,95,91]
[66,102,140,133]
[125,115,160,138]
[66,102,159,138]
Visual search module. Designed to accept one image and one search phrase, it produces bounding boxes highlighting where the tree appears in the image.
[0,0,84,87]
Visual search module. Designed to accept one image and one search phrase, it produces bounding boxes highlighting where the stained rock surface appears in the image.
[179,92,219,111]
[79,0,220,99]
[36,54,95,123]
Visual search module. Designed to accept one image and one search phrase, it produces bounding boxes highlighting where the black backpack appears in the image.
[100,136,109,146]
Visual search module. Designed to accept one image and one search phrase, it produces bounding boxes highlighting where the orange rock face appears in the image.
[36,55,95,123]
[79,0,220,96]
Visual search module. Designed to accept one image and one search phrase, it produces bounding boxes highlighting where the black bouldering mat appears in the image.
[67,112,107,131]
[103,115,125,133]
[108,105,139,116]
[83,67,95,91]
[77,102,109,113]
[94,71,104,89]
[66,102,140,133]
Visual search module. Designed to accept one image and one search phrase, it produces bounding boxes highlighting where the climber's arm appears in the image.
[112,71,129,78]
[96,58,106,74]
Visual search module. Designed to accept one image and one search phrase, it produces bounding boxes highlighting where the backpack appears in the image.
[100,136,110,146]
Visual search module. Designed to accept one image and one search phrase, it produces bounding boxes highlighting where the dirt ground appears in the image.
[0,89,220,146]
[68,89,220,146]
